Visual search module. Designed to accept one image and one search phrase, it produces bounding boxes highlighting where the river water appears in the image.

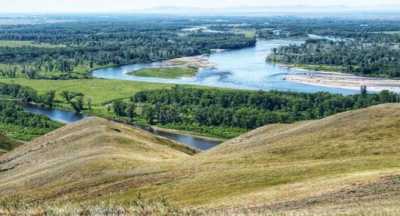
[92,39,358,95]
[24,105,221,151]
[24,104,86,124]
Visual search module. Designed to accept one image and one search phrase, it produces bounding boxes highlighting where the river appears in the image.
[25,39,360,151]
[24,105,221,151]
[92,39,358,95]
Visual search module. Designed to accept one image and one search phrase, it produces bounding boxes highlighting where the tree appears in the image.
[42,90,56,108]
[142,104,156,124]
[112,101,127,117]
[70,96,84,113]
[60,91,85,113]
[60,91,73,103]
[23,66,37,79]
[126,102,136,121]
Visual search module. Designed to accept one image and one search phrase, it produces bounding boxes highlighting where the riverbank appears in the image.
[164,55,216,68]
[151,126,226,143]
[285,69,400,93]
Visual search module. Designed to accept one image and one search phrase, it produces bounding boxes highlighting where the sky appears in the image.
[0,0,399,13]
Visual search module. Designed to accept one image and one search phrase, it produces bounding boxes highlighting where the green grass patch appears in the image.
[233,28,256,38]
[0,121,62,142]
[129,67,198,79]
[0,78,245,139]
[0,40,65,48]
[2,78,172,107]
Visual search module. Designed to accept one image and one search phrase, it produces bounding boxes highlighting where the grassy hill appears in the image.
[1,104,400,215]
[0,117,195,201]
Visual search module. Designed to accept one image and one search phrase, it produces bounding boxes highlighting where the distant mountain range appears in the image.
[131,5,400,18]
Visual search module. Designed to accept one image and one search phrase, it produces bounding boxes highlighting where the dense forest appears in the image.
[111,86,400,138]
[2,16,400,79]
[253,17,400,40]
[0,83,63,140]
[267,34,400,78]
[0,18,256,79]
[0,100,61,141]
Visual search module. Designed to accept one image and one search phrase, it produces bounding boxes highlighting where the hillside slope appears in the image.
[1,104,400,215]
[112,103,400,213]
[0,117,193,201]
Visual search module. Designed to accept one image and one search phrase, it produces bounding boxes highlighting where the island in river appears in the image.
[94,39,400,94]
[128,67,198,79]
[127,55,216,79]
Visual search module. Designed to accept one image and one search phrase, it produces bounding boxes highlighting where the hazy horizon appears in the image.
[0,0,400,13]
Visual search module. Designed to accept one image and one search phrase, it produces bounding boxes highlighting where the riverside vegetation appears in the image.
[114,86,400,138]
[2,80,400,140]
[0,17,255,80]
[1,16,400,140]
[267,34,400,78]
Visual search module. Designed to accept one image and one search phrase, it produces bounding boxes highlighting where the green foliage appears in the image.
[41,90,56,108]
[0,133,21,151]
[0,82,62,141]
[60,91,86,113]
[132,87,400,132]
[0,101,62,141]
[0,40,65,48]
[0,82,38,103]
[0,18,255,80]
[268,37,400,78]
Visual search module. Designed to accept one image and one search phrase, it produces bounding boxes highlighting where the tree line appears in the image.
[0,20,255,79]
[0,83,89,113]
[0,101,60,130]
[112,87,400,132]
[267,37,400,78]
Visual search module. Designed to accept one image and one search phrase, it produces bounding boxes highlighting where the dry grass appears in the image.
[0,117,192,201]
[1,104,400,215]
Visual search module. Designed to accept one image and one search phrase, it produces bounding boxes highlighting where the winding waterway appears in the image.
[24,105,220,150]
[92,39,358,95]
[24,39,362,151]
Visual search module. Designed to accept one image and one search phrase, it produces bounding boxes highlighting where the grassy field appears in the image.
[0,123,61,141]
[232,28,256,38]
[0,40,65,48]
[2,78,173,116]
[0,62,109,79]
[129,67,198,79]
[2,78,171,105]
[1,104,400,215]
[1,78,244,139]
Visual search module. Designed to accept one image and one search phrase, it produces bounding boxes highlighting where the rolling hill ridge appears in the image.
[1,104,400,215]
